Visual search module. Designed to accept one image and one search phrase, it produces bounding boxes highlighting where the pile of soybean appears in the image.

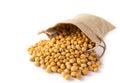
[27,24,101,80]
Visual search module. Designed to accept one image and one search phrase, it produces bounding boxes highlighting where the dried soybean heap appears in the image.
[27,14,115,80]
[28,24,101,80]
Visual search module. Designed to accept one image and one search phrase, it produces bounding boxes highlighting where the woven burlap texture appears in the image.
[43,14,115,47]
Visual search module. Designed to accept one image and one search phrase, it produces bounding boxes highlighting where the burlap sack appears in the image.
[38,14,115,58]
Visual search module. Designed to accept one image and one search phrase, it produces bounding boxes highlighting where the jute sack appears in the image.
[38,14,115,59]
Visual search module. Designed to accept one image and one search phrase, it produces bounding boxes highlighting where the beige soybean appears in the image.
[27,24,101,80]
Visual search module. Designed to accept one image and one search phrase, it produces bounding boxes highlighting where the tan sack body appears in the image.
[38,14,115,59]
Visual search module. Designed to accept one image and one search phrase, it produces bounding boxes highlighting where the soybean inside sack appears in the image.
[38,14,115,58]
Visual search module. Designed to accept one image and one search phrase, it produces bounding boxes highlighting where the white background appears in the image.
[0,0,119,83]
